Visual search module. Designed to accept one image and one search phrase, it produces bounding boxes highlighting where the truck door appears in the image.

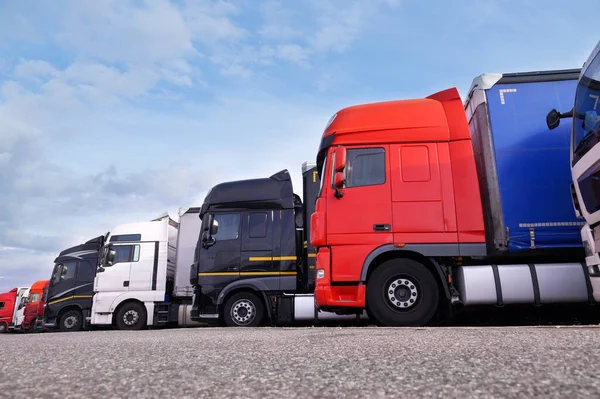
[128,242,156,292]
[199,211,242,287]
[326,145,393,281]
[240,211,274,279]
[95,244,138,292]
[48,261,77,304]
[76,260,96,301]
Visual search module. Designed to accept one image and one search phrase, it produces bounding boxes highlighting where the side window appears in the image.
[345,148,386,188]
[60,261,77,281]
[0,302,4,310]
[77,260,96,281]
[214,213,240,241]
[110,234,141,242]
[113,245,141,264]
[248,212,267,238]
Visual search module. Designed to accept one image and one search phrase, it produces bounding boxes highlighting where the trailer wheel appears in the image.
[0,322,7,333]
[223,292,265,327]
[366,258,439,327]
[115,302,147,331]
[60,309,83,332]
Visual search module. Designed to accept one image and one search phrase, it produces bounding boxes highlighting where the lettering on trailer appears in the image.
[499,88,517,104]
[313,170,318,183]
[518,222,586,227]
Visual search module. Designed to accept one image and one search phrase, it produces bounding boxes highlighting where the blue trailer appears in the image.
[465,69,585,254]
[454,70,595,308]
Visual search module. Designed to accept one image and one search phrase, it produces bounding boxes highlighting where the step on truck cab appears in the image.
[20,280,49,332]
[190,166,366,326]
[547,41,600,301]
[93,211,203,330]
[44,235,105,332]
[312,73,593,326]
[0,288,18,333]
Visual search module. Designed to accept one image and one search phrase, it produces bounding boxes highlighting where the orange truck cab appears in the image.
[21,280,49,332]
[312,83,593,326]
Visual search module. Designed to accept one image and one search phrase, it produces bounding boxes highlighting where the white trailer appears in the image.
[91,209,204,330]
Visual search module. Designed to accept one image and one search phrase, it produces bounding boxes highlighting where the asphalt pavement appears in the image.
[1,326,600,398]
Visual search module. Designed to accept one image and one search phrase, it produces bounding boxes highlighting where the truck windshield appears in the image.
[51,264,61,285]
[28,293,40,303]
[573,51,600,164]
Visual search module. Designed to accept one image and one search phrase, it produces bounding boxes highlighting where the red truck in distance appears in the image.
[0,288,18,333]
[21,280,49,332]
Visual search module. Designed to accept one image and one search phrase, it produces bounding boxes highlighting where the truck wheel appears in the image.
[366,258,439,327]
[60,310,83,332]
[0,322,7,333]
[115,302,147,330]
[223,292,265,327]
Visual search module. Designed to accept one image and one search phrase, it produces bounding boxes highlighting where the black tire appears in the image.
[59,309,83,332]
[26,318,37,333]
[223,292,265,327]
[366,258,440,327]
[0,322,7,333]
[115,302,147,331]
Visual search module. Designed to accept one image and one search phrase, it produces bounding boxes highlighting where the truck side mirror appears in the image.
[105,249,116,266]
[333,172,345,199]
[201,231,216,248]
[203,213,214,231]
[201,213,217,248]
[210,219,218,236]
[100,244,115,270]
[546,109,561,130]
[334,146,346,172]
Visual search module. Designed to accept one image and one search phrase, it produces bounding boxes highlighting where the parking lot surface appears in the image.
[1,326,600,398]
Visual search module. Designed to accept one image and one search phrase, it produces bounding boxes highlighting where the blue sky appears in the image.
[0,0,598,291]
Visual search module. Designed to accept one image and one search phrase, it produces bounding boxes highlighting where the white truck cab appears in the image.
[11,287,30,331]
[91,213,178,329]
[91,210,202,330]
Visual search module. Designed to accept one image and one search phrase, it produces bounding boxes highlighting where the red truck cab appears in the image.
[0,288,18,333]
[21,280,49,332]
[311,88,486,326]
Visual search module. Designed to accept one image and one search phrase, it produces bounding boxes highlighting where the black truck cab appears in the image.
[44,235,105,332]
[190,166,319,327]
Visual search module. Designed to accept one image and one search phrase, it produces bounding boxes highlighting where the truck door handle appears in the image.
[227,267,238,271]
[373,224,391,232]
[123,281,129,287]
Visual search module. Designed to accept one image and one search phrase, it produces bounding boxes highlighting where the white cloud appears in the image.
[56,0,198,65]
[275,44,311,67]
[182,0,247,45]
[14,60,58,80]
